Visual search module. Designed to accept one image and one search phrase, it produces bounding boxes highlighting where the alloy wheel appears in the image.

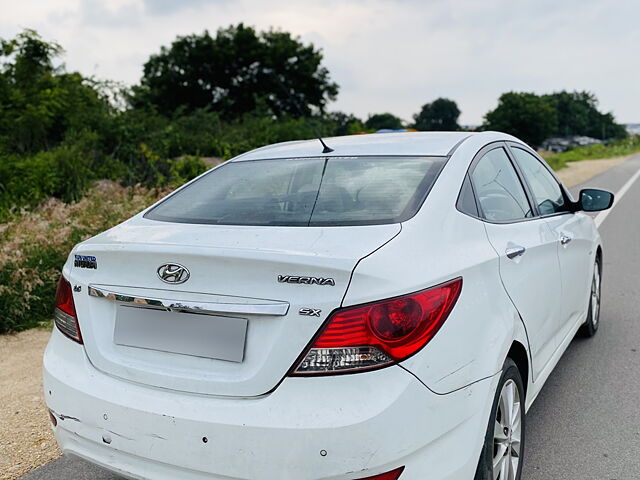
[591,262,601,328]
[492,379,522,480]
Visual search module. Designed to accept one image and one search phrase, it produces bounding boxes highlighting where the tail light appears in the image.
[54,275,83,344]
[357,467,405,480]
[291,278,462,375]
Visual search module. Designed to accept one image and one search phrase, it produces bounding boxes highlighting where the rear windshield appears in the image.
[144,156,446,226]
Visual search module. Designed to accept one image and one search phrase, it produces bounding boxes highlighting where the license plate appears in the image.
[114,306,248,362]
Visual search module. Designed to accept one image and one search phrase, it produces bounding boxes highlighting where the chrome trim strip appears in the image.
[88,285,289,316]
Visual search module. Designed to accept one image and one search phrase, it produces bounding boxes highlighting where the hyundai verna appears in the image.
[44,131,614,480]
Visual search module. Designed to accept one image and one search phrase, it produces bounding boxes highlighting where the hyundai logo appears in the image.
[157,263,190,284]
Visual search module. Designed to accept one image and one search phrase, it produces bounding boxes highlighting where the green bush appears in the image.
[0,119,212,219]
[170,155,209,184]
[0,152,61,212]
[0,132,100,219]
[212,113,333,158]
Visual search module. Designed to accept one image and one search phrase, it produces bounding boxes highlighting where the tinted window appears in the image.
[512,147,567,215]
[145,156,446,226]
[470,148,532,222]
[457,174,479,217]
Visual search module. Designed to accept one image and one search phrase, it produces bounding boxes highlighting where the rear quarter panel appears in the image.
[343,133,532,394]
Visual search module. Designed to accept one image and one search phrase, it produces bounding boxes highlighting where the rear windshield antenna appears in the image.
[264,68,334,154]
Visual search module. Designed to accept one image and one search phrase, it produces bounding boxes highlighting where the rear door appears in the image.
[508,144,593,338]
[469,144,563,378]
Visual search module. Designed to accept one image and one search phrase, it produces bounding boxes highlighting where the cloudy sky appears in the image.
[1,0,638,125]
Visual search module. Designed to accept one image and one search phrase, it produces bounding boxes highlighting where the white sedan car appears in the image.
[45,131,613,480]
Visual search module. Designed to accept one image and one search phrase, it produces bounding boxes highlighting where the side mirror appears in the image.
[578,188,614,212]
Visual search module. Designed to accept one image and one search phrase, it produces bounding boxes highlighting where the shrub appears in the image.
[0,133,100,218]
[170,155,209,184]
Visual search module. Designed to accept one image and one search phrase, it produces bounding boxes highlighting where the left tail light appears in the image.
[290,277,462,375]
[54,275,83,344]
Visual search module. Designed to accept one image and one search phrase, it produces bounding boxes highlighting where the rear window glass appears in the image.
[144,156,446,226]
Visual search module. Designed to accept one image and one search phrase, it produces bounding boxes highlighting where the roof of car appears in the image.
[232,131,479,161]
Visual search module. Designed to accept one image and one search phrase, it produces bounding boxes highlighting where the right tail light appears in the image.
[290,277,462,375]
[357,467,405,480]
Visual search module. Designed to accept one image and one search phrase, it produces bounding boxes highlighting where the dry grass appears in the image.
[0,181,170,333]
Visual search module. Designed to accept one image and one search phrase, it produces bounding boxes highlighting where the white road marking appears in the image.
[595,163,640,229]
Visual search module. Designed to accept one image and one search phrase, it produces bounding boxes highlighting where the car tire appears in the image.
[474,358,526,480]
[578,258,601,338]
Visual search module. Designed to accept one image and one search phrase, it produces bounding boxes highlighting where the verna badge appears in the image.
[277,275,335,286]
[157,263,190,284]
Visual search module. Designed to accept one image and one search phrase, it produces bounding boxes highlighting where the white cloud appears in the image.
[0,0,637,124]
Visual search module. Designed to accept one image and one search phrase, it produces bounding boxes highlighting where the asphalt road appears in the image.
[22,155,640,480]
[522,154,640,480]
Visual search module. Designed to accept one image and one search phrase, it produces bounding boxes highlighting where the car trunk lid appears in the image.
[68,217,400,397]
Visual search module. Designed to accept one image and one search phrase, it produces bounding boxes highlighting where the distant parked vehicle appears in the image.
[45,131,613,480]
[542,135,603,152]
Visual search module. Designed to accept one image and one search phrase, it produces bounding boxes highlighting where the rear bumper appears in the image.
[44,328,497,480]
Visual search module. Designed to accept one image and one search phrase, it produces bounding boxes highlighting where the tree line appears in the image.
[0,27,628,218]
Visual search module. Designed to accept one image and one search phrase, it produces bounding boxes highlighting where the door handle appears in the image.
[560,234,572,245]
[506,246,526,259]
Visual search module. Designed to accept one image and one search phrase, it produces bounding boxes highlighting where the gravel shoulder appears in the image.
[0,329,60,480]
[555,155,629,187]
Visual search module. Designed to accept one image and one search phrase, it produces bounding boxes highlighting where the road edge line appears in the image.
[595,163,640,229]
